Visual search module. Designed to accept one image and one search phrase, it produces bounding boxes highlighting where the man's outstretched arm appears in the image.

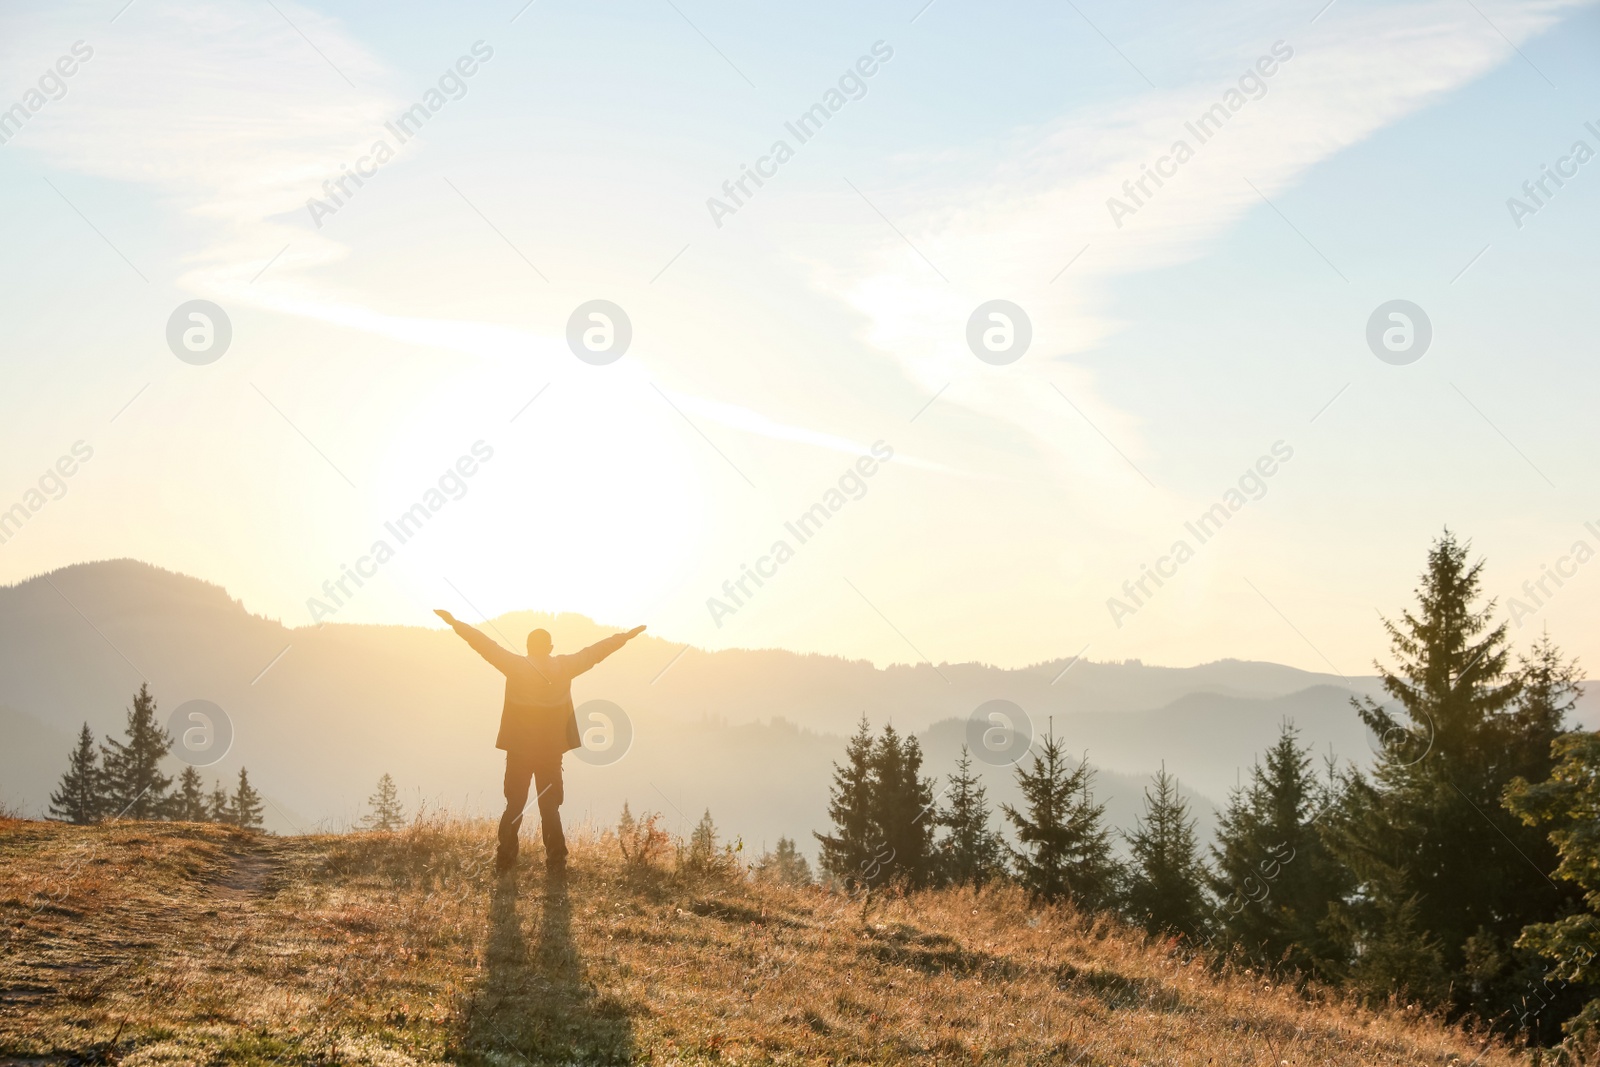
[434,609,520,674]
[568,625,646,676]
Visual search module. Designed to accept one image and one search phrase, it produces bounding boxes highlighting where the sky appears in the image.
[1,0,1598,676]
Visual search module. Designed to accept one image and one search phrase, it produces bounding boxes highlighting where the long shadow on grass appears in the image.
[466,876,634,1065]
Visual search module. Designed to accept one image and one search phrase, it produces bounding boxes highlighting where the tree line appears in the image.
[47,682,428,835]
[48,682,264,828]
[815,531,1600,1050]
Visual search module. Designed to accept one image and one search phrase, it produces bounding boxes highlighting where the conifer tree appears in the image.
[816,717,938,890]
[1002,725,1119,910]
[360,773,405,831]
[685,808,719,871]
[48,723,103,824]
[1324,531,1577,1021]
[935,746,1005,887]
[1503,630,1583,783]
[1328,864,1449,1005]
[616,802,669,870]
[684,809,740,875]
[816,715,878,889]
[756,836,814,887]
[1123,765,1206,937]
[1208,722,1347,976]
[208,778,231,822]
[618,800,635,841]
[225,767,265,829]
[1506,727,1600,1043]
[170,766,211,822]
[98,684,172,820]
[870,723,938,889]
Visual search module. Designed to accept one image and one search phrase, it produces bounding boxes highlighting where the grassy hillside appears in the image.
[0,817,1514,1066]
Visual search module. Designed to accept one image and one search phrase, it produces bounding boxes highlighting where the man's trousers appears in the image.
[499,749,565,871]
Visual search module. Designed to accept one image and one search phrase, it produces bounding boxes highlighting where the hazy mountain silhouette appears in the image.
[5,559,1585,851]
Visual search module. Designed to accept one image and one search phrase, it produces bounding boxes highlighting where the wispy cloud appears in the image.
[659,388,961,474]
[9,0,396,293]
[820,0,1579,491]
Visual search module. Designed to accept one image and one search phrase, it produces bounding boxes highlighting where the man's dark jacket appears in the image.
[449,621,631,755]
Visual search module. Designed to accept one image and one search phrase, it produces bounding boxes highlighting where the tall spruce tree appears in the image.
[48,723,104,824]
[224,767,265,829]
[1123,765,1206,937]
[1208,722,1348,976]
[935,746,1005,887]
[816,717,938,890]
[170,766,211,822]
[1002,726,1119,910]
[1323,531,1577,1024]
[870,723,937,889]
[98,684,172,820]
[360,773,405,831]
[816,715,879,889]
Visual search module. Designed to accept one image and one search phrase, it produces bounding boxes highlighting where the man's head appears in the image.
[525,628,553,657]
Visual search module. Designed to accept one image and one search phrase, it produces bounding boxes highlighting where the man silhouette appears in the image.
[435,609,645,876]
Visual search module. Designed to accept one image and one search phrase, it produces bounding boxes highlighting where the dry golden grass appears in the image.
[0,814,1524,1066]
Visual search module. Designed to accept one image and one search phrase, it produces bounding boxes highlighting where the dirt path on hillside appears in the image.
[0,827,286,1050]
[210,846,280,902]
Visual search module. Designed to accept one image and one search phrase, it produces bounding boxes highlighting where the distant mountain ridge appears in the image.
[6,558,1581,852]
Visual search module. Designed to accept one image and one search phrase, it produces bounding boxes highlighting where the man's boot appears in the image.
[496,812,520,874]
